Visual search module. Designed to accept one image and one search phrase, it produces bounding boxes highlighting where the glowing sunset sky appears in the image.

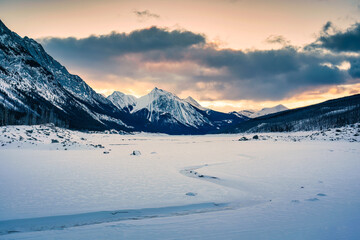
[1,0,360,111]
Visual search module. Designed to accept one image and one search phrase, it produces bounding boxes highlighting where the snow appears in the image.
[107,91,137,111]
[183,96,208,111]
[94,112,130,128]
[236,110,255,118]
[250,104,288,118]
[130,88,211,128]
[237,105,288,119]
[0,124,360,239]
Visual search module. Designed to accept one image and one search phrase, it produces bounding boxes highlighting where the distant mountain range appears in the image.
[0,19,359,134]
[223,94,360,133]
[107,87,248,134]
[231,105,288,119]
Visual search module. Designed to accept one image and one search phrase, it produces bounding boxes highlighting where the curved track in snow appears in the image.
[179,161,271,204]
[0,203,232,236]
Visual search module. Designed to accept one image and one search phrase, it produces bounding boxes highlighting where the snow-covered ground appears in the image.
[0,124,360,239]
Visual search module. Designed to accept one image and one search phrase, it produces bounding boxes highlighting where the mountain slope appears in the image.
[224,94,360,133]
[0,19,131,131]
[235,110,254,118]
[183,96,208,111]
[182,96,249,128]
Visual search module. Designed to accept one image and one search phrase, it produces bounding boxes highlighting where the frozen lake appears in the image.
[0,125,360,239]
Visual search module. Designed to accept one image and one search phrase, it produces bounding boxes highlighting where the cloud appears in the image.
[312,22,360,52]
[178,46,349,100]
[40,24,357,102]
[322,21,333,33]
[307,21,360,80]
[265,35,290,46]
[40,26,205,65]
[133,10,160,21]
[349,58,360,78]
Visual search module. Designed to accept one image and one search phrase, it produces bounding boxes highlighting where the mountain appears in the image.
[233,110,254,118]
[181,97,249,127]
[183,96,208,111]
[0,19,132,131]
[181,96,249,129]
[235,105,287,119]
[223,94,360,133]
[131,88,211,127]
[128,88,213,134]
[107,88,249,134]
[249,104,288,118]
[108,91,137,112]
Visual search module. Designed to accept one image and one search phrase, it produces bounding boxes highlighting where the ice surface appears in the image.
[0,125,360,239]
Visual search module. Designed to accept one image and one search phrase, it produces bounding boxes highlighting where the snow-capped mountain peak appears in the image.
[132,87,178,112]
[235,110,255,118]
[107,87,249,133]
[250,104,288,118]
[107,91,137,112]
[183,96,208,111]
[130,87,211,128]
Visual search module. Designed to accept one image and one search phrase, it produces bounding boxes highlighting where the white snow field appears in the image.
[0,124,360,239]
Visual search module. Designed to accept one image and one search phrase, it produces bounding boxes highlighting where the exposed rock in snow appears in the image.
[131,150,141,156]
[238,136,249,141]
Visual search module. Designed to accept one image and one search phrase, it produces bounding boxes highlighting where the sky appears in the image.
[1,0,360,111]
